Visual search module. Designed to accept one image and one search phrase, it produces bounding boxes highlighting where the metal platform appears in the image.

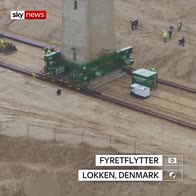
[88,69,127,89]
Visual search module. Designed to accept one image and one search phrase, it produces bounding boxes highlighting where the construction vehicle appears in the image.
[0,33,17,54]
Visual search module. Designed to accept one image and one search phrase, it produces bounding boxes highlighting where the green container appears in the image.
[132,69,157,90]
[44,51,61,63]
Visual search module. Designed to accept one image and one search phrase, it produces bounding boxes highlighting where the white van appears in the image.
[130,83,150,98]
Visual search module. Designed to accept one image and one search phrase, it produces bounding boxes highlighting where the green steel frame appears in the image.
[44,47,134,87]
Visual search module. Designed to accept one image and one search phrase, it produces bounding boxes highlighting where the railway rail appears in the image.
[0,61,196,130]
[128,68,196,94]
[3,32,196,94]
[1,32,196,129]
[0,61,87,92]
[91,93,196,130]
[2,32,48,49]
[157,78,196,93]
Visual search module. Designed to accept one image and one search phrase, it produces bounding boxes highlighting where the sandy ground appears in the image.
[0,68,196,195]
[0,40,44,72]
[0,135,195,196]
[0,0,196,195]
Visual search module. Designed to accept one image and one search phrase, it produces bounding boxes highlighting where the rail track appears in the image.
[2,32,48,49]
[91,93,196,130]
[3,32,196,93]
[0,61,196,130]
[128,68,196,94]
[1,32,196,129]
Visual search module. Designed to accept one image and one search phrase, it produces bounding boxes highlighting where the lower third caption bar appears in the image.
[78,170,162,181]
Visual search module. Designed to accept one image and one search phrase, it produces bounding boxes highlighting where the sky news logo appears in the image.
[11,11,46,20]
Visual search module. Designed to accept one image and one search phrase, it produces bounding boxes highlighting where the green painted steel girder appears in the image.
[43,46,134,86]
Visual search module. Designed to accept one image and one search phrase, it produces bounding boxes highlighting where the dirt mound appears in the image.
[0,135,97,166]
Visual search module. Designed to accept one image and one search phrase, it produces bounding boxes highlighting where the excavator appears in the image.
[0,33,17,54]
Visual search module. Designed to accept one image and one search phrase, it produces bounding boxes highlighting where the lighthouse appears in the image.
[61,0,115,63]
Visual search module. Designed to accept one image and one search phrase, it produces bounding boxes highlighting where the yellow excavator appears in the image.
[0,33,17,54]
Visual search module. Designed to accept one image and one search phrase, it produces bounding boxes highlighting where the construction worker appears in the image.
[0,39,7,48]
[169,24,174,31]
[43,48,48,55]
[149,67,156,72]
[44,47,52,55]
[47,48,52,54]
[168,24,174,39]
[177,21,182,31]
[134,18,139,29]
[131,19,135,31]
[32,72,37,81]
[163,30,168,43]
[168,28,173,39]
[178,36,185,47]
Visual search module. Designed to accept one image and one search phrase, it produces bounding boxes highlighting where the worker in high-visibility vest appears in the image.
[47,48,52,54]
[177,21,182,31]
[0,39,7,48]
[149,67,156,72]
[43,47,52,55]
[32,72,37,81]
[162,30,168,43]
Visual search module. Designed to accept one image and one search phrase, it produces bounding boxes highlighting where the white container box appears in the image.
[130,83,150,98]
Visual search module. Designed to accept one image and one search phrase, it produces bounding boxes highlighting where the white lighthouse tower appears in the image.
[62,0,115,63]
